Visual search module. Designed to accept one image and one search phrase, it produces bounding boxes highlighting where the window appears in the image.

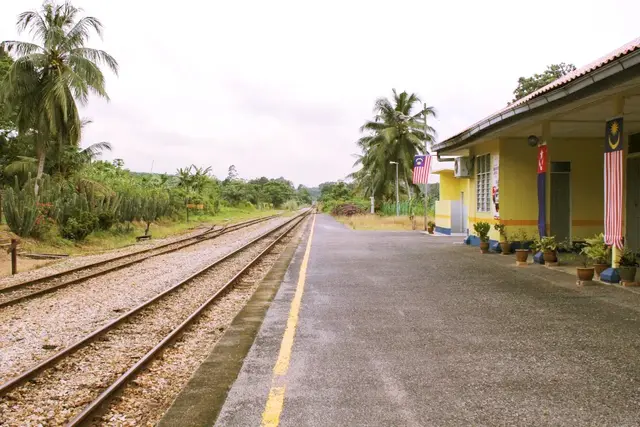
[476,154,491,212]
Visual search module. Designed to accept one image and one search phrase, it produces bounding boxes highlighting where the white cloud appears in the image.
[2,0,638,186]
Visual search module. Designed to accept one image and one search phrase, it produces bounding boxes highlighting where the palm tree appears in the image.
[354,89,436,201]
[0,1,118,195]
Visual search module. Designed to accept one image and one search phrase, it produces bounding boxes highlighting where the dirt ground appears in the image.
[0,254,58,278]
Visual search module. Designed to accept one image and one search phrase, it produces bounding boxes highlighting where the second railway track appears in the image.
[0,209,310,426]
[0,214,279,309]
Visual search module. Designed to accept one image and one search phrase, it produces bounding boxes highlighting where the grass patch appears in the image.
[10,207,282,256]
[335,214,433,231]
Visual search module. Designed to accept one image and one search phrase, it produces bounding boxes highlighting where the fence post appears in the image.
[9,239,18,275]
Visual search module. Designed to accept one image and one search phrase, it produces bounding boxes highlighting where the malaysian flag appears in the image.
[412,155,432,184]
[537,145,547,237]
[604,117,624,249]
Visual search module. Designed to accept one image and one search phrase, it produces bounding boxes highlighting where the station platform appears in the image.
[163,214,640,426]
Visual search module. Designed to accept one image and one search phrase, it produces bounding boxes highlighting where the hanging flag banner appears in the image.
[412,155,432,184]
[492,155,500,219]
[537,145,547,237]
[604,117,624,249]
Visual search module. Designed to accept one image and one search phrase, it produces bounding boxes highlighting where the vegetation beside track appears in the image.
[9,208,282,256]
[0,3,311,258]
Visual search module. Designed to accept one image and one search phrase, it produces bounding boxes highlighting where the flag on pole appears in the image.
[412,155,432,184]
[604,117,624,249]
[537,145,547,237]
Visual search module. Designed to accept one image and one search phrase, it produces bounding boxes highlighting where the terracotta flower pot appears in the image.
[576,267,595,281]
[593,263,608,278]
[618,267,637,283]
[543,251,557,264]
[515,249,529,263]
[499,241,512,255]
[479,242,489,254]
[427,227,435,234]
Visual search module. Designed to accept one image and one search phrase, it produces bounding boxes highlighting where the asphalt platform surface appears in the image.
[213,214,640,426]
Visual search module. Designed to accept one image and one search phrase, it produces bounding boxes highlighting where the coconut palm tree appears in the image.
[354,89,436,201]
[0,1,118,195]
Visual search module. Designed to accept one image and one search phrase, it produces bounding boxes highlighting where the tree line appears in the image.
[0,2,311,242]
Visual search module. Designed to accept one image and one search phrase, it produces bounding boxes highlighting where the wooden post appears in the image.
[9,239,18,275]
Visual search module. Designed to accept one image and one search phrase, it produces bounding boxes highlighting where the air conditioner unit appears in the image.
[454,157,473,178]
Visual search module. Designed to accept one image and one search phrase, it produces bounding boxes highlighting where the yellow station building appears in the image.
[433,38,640,251]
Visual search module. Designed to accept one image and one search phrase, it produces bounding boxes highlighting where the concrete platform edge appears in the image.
[157,218,309,427]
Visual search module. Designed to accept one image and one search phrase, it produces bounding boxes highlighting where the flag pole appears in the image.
[424,103,429,231]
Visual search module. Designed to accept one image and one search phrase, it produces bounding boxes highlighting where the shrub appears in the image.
[493,223,508,241]
[3,185,38,237]
[580,233,610,264]
[282,200,298,211]
[97,212,116,230]
[473,222,491,242]
[331,203,365,216]
[531,235,558,253]
[61,211,99,241]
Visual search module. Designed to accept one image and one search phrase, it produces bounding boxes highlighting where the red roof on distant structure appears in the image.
[435,37,640,151]
[506,37,640,110]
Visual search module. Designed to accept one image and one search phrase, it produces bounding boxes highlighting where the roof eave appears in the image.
[433,49,640,154]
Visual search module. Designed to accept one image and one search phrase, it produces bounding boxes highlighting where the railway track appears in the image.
[0,214,279,309]
[0,209,310,426]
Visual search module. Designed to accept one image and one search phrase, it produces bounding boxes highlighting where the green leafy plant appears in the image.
[61,211,99,241]
[580,233,610,264]
[557,237,573,252]
[512,228,529,242]
[473,222,491,242]
[282,200,299,211]
[619,248,639,267]
[2,185,38,237]
[532,235,557,253]
[140,191,170,236]
[427,220,435,228]
[494,223,508,241]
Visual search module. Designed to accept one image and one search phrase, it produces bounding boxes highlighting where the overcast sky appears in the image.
[1,0,639,187]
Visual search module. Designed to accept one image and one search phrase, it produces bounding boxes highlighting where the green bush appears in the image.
[473,222,491,242]
[2,185,38,237]
[321,198,369,214]
[282,200,298,211]
[61,211,99,241]
[97,212,116,230]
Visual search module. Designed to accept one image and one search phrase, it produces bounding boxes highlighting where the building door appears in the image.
[627,156,640,251]
[461,191,468,234]
[550,162,571,242]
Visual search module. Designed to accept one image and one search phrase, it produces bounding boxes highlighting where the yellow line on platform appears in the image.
[261,214,316,427]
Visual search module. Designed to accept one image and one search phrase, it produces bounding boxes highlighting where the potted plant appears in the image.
[532,236,558,264]
[427,221,435,234]
[581,233,610,277]
[512,229,530,263]
[494,224,511,255]
[576,253,595,281]
[618,248,638,283]
[473,222,491,253]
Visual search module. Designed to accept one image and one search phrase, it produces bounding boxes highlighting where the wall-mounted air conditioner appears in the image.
[454,157,473,178]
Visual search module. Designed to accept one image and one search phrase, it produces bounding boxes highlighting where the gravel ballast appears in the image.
[0,215,304,426]
[0,217,288,385]
[94,218,308,426]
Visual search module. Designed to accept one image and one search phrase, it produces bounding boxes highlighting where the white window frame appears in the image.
[476,153,491,213]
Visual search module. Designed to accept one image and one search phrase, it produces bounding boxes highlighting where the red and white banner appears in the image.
[604,117,624,249]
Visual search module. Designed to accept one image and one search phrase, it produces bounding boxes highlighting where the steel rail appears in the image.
[0,214,279,309]
[0,210,309,401]
[66,210,309,426]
